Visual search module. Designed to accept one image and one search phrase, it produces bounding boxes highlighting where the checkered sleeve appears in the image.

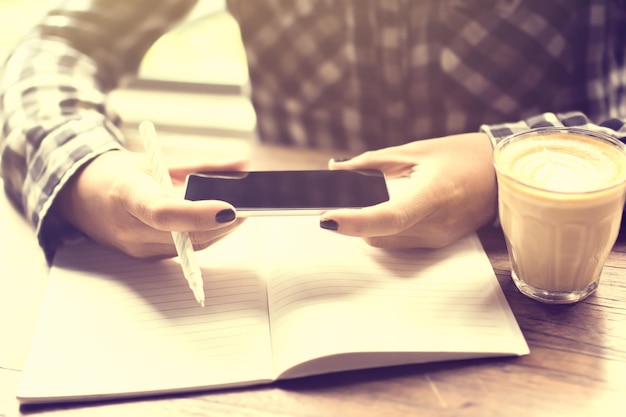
[0,0,197,259]
[481,111,626,147]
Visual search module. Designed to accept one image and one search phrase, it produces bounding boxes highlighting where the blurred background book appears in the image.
[0,0,256,139]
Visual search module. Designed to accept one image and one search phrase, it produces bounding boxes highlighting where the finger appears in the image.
[362,234,431,249]
[125,216,246,259]
[319,191,433,238]
[320,163,439,237]
[328,148,417,178]
[123,177,238,232]
[145,199,238,232]
[188,218,246,246]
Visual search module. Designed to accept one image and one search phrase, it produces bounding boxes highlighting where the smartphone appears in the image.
[184,169,390,215]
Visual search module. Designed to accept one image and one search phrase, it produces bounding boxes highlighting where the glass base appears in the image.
[511,271,599,304]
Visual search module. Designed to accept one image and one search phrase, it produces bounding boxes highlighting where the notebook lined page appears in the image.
[18,212,528,403]
[18,240,273,401]
[263,217,528,378]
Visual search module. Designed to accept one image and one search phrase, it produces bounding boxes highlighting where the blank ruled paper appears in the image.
[17,215,528,404]
[18,239,273,401]
[261,217,528,378]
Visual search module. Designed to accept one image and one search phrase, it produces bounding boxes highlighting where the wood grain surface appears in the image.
[1,142,624,417]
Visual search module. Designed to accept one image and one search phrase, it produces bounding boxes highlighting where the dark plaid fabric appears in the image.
[1,0,625,256]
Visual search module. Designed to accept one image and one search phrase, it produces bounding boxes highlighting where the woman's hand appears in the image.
[322,132,498,249]
[53,150,248,258]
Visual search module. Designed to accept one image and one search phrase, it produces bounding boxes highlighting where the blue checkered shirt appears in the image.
[1,0,625,258]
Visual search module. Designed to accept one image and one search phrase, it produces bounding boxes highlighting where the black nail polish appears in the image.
[320,219,339,231]
[216,209,236,223]
[332,157,352,163]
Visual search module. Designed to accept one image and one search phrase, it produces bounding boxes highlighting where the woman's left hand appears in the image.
[321,132,498,249]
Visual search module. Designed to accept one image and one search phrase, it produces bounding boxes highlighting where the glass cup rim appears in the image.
[493,126,626,195]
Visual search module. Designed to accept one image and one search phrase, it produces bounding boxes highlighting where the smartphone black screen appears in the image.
[184,170,389,213]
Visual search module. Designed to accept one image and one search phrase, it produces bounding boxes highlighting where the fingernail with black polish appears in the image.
[332,157,352,163]
[216,209,236,223]
[320,219,339,231]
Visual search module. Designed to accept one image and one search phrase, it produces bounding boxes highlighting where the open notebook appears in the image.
[17,216,529,404]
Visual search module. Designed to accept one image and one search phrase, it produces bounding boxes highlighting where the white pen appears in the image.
[139,120,205,307]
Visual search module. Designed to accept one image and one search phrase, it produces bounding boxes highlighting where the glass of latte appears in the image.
[493,127,626,303]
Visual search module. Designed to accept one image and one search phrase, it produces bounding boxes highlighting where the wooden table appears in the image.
[1,139,625,417]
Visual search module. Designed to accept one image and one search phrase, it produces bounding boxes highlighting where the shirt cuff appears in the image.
[479,112,565,146]
[34,118,125,261]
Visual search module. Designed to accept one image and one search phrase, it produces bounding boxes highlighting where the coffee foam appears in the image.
[496,133,626,193]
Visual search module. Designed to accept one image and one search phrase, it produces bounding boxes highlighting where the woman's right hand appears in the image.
[53,150,248,258]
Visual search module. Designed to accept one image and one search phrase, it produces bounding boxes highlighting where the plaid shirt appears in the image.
[1,0,626,258]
